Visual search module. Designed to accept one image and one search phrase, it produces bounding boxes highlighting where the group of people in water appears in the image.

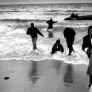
[26,18,76,55]
[26,18,92,88]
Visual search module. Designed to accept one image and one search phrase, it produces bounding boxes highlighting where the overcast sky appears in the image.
[0,0,92,4]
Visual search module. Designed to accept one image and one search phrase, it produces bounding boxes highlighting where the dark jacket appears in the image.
[63,27,76,39]
[82,35,92,58]
[26,27,43,38]
[47,20,57,29]
[51,40,64,54]
[82,35,92,50]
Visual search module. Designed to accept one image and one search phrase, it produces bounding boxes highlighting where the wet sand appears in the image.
[0,59,90,92]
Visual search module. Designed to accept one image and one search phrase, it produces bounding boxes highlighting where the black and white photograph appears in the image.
[0,0,92,92]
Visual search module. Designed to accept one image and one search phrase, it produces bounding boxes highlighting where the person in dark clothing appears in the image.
[82,26,92,87]
[71,13,78,19]
[46,18,57,38]
[82,26,92,58]
[63,27,76,55]
[51,39,64,54]
[26,23,44,50]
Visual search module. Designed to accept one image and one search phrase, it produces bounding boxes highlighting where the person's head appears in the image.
[65,27,72,31]
[50,18,52,21]
[56,39,60,44]
[88,26,92,37]
[30,23,34,27]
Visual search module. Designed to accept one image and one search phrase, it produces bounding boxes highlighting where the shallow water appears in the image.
[0,3,91,65]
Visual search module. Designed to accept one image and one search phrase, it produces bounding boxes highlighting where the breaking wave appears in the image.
[0,44,89,65]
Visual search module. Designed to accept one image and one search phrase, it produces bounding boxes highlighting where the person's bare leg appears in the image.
[32,37,37,50]
[33,43,37,50]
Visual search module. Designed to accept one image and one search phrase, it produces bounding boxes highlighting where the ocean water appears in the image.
[0,3,92,65]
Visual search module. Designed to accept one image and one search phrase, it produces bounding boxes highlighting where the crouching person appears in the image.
[51,39,64,54]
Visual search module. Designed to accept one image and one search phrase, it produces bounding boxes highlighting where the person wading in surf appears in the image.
[26,23,44,50]
[63,27,76,55]
[46,18,58,38]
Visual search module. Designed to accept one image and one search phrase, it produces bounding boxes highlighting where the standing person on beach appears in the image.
[82,26,92,87]
[46,18,58,38]
[82,26,92,58]
[63,27,76,55]
[26,23,44,50]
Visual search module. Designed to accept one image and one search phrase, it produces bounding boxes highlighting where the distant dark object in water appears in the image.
[64,13,92,20]
[4,77,10,80]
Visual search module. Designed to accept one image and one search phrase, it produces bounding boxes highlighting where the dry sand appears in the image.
[0,59,91,92]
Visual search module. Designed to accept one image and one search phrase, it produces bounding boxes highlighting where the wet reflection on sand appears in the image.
[27,60,89,92]
[29,60,74,85]
[64,64,74,84]
[29,61,40,84]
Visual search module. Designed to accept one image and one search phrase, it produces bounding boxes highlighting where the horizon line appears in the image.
[0,2,92,5]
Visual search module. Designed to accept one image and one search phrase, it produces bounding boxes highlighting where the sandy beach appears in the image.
[0,59,91,92]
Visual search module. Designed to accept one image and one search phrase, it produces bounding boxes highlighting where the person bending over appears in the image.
[51,39,64,54]
[63,27,76,55]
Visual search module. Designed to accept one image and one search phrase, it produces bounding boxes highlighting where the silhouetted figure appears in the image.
[71,13,75,18]
[63,27,76,55]
[75,14,78,18]
[82,26,92,58]
[51,39,64,54]
[82,26,92,87]
[26,23,44,50]
[46,18,57,38]
[71,13,78,18]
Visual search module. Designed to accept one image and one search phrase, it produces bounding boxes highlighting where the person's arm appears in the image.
[53,21,58,23]
[73,30,76,36]
[36,28,44,37]
[82,37,87,51]
[26,28,30,35]
[60,44,64,52]
[51,44,56,54]
[63,30,67,38]
[46,20,50,24]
